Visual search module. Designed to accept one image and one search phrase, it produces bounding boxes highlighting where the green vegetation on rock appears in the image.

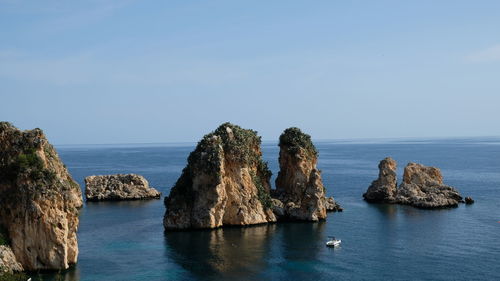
[251,171,272,209]
[167,122,273,209]
[279,127,318,157]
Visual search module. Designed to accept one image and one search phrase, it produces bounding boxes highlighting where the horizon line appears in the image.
[53,135,500,147]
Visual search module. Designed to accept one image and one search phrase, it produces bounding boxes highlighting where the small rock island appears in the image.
[364,157,469,208]
[0,122,82,272]
[163,123,341,230]
[85,174,161,201]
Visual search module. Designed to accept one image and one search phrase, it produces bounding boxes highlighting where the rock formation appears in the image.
[273,127,338,221]
[164,123,276,230]
[363,157,398,203]
[324,196,343,212]
[0,245,23,273]
[0,122,83,271]
[396,163,463,208]
[464,196,474,204]
[364,158,465,209]
[85,174,161,201]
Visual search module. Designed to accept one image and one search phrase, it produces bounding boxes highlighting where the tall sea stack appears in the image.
[274,127,329,221]
[164,123,276,230]
[0,122,83,271]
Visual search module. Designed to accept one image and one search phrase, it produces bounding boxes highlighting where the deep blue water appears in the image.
[35,138,500,280]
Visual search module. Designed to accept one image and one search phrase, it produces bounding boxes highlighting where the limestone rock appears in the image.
[363,157,398,203]
[274,127,332,221]
[0,122,83,271]
[0,246,23,273]
[85,174,161,201]
[324,197,343,212]
[164,123,276,230]
[396,163,463,208]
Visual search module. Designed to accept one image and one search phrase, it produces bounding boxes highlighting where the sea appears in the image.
[33,137,500,281]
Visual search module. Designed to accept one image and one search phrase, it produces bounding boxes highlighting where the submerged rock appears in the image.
[274,127,334,221]
[396,163,463,208]
[164,123,276,230]
[85,174,161,201]
[0,122,82,271]
[363,157,398,203]
[465,196,474,204]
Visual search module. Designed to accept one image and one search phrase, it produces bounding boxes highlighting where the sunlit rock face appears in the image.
[0,122,83,270]
[164,123,276,230]
[274,127,335,221]
[0,245,23,273]
[85,174,161,201]
[396,162,463,208]
[363,157,398,203]
[364,158,464,209]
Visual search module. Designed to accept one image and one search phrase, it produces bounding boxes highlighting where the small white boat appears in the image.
[326,236,341,247]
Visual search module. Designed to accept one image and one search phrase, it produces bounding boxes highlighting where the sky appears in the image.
[1,0,499,144]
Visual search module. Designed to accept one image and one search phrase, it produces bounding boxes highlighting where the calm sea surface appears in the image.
[34,138,500,281]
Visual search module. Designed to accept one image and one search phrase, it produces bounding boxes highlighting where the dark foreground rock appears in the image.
[364,158,465,209]
[164,123,276,230]
[464,196,474,204]
[0,122,82,271]
[85,174,161,201]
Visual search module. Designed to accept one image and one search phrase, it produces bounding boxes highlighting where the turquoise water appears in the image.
[35,138,500,280]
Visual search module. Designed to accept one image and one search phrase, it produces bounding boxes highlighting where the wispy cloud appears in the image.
[466,44,500,63]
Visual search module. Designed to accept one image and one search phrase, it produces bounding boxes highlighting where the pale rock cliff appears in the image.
[274,127,339,221]
[0,122,82,271]
[164,123,276,230]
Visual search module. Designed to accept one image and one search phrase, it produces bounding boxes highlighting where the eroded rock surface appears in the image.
[364,158,464,209]
[324,197,343,212]
[164,123,276,230]
[0,245,23,273]
[0,122,83,271]
[274,127,338,221]
[85,174,161,201]
[363,157,398,203]
[396,163,462,208]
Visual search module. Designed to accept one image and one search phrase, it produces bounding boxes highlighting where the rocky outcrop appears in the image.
[396,163,462,208]
[0,246,23,273]
[364,158,465,209]
[85,174,161,201]
[164,123,276,230]
[465,197,474,204]
[0,122,83,271]
[324,197,343,212]
[363,157,398,203]
[273,127,337,221]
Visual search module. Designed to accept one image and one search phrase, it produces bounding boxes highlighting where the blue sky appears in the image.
[1,0,499,144]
